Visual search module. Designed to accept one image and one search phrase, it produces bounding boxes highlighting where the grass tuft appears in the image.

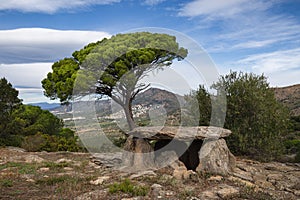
[108,178,149,196]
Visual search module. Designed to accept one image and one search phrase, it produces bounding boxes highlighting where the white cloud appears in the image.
[237,48,300,74]
[178,0,272,18]
[266,69,300,87]
[0,62,55,103]
[0,0,120,13]
[0,62,52,88]
[0,28,111,64]
[199,13,300,53]
[231,39,278,49]
[144,0,165,6]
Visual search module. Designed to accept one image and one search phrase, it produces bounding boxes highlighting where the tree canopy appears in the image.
[42,32,188,130]
[184,85,211,126]
[212,71,290,161]
[0,78,22,135]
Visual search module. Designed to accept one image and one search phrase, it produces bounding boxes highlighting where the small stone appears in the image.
[24,155,44,163]
[208,175,223,182]
[6,146,26,152]
[183,170,199,181]
[63,167,73,171]
[165,191,174,196]
[89,176,110,185]
[150,184,164,200]
[55,158,72,163]
[189,197,200,200]
[38,167,50,172]
[26,178,35,183]
[129,170,157,179]
[255,180,275,190]
[228,176,256,188]
[294,190,300,196]
[74,189,108,200]
[198,190,219,199]
[217,184,240,199]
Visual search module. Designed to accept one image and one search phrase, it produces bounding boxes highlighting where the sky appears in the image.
[0,0,299,103]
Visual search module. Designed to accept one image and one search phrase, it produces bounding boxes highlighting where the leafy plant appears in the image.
[108,179,149,196]
[0,179,13,187]
[211,71,290,161]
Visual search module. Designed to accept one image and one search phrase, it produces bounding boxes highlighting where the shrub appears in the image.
[21,131,82,152]
[109,179,149,196]
[212,71,290,161]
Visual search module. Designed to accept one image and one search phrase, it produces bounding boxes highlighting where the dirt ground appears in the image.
[0,147,299,200]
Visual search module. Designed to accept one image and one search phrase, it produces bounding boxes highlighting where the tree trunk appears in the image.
[122,97,155,171]
[123,97,136,131]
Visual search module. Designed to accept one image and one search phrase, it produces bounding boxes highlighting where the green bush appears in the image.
[0,134,23,147]
[109,179,149,196]
[212,71,290,161]
[284,139,300,162]
[21,130,83,152]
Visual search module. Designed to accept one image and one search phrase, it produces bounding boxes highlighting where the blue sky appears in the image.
[0,0,299,103]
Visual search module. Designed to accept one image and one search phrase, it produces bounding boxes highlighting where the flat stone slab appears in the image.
[128,126,231,140]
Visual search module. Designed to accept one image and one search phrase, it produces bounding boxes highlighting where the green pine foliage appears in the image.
[0,78,82,151]
[184,85,211,126]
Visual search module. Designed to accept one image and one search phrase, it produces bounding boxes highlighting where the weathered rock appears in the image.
[63,167,73,171]
[129,126,231,140]
[197,190,219,199]
[228,176,256,188]
[6,146,26,152]
[233,168,253,182]
[92,152,122,167]
[155,150,179,169]
[24,155,44,163]
[208,175,224,182]
[216,184,240,199]
[121,198,143,200]
[182,170,199,181]
[55,158,73,163]
[149,184,164,200]
[89,176,110,185]
[197,138,235,175]
[122,136,155,171]
[74,189,108,200]
[38,167,50,172]
[129,170,157,179]
[169,156,189,180]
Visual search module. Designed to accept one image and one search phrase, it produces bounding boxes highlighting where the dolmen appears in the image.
[93,126,236,176]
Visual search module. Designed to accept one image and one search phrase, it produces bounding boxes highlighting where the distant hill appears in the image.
[48,87,184,115]
[274,84,300,116]
[28,102,61,110]
[134,87,184,112]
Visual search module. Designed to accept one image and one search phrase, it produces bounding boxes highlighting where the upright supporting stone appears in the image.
[197,138,236,175]
[122,135,155,171]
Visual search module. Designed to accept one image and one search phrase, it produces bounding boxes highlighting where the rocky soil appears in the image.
[0,147,299,200]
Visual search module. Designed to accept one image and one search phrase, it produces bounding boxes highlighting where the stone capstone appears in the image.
[128,126,231,140]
